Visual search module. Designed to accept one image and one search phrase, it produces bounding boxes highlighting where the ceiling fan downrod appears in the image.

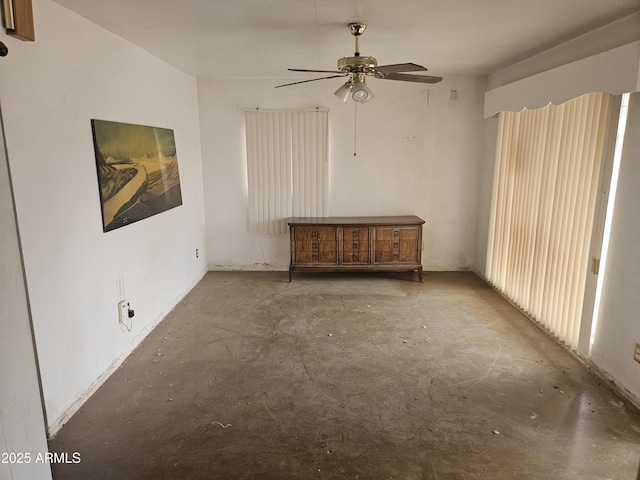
[348,22,367,57]
[338,22,377,73]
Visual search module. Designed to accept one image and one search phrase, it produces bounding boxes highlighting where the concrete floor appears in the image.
[49,271,640,479]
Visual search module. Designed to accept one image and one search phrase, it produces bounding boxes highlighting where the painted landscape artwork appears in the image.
[91,120,183,232]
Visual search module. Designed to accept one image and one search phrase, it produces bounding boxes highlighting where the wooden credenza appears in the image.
[287,215,425,282]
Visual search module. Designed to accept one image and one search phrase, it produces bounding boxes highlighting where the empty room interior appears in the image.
[2,0,640,478]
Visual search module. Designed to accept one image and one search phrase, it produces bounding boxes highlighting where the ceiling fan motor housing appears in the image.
[337,55,377,73]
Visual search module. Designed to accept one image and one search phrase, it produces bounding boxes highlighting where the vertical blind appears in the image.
[486,92,619,350]
[245,109,329,234]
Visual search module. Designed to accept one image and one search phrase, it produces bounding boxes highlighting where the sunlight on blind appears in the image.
[245,110,329,234]
[486,92,619,350]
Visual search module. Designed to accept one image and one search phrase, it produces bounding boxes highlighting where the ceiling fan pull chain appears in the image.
[354,102,358,156]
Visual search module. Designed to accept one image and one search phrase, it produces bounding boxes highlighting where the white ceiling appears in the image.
[53,0,640,81]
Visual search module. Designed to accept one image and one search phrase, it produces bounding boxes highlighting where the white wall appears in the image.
[591,92,640,401]
[198,75,487,271]
[0,0,207,434]
[0,113,52,479]
[472,117,498,279]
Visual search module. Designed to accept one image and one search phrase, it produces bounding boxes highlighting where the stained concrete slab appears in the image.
[49,272,640,479]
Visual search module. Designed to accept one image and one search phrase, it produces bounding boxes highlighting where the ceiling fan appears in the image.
[276,22,442,103]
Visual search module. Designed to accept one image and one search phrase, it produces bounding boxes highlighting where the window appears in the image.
[245,109,329,234]
[486,92,620,350]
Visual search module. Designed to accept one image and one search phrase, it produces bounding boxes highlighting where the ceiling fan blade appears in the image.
[288,68,344,74]
[374,63,428,75]
[275,75,347,88]
[381,72,443,84]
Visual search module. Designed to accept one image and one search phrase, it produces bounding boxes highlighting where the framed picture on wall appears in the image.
[91,119,183,232]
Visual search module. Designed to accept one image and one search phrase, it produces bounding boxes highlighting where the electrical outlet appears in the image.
[634,343,640,364]
[195,248,199,258]
[118,300,130,324]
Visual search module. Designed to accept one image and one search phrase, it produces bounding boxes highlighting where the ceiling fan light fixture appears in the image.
[334,81,352,102]
[351,80,373,103]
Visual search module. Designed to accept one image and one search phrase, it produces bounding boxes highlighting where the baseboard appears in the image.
[578,358,640,412]
[209,263,287,271]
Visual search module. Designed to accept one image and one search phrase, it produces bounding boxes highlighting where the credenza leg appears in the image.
[418,267,423,283]
[289,269,292,283]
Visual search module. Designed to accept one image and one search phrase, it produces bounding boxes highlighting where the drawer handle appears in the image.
[353,254,359,261]
[393,230,399,236]
[311,231,318,237]
[352,231,359,238]
[312,244,318,250]
[312,254,318,261]
[394,242,399,249]
[393,254,399,260]
[353,243,359,249]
